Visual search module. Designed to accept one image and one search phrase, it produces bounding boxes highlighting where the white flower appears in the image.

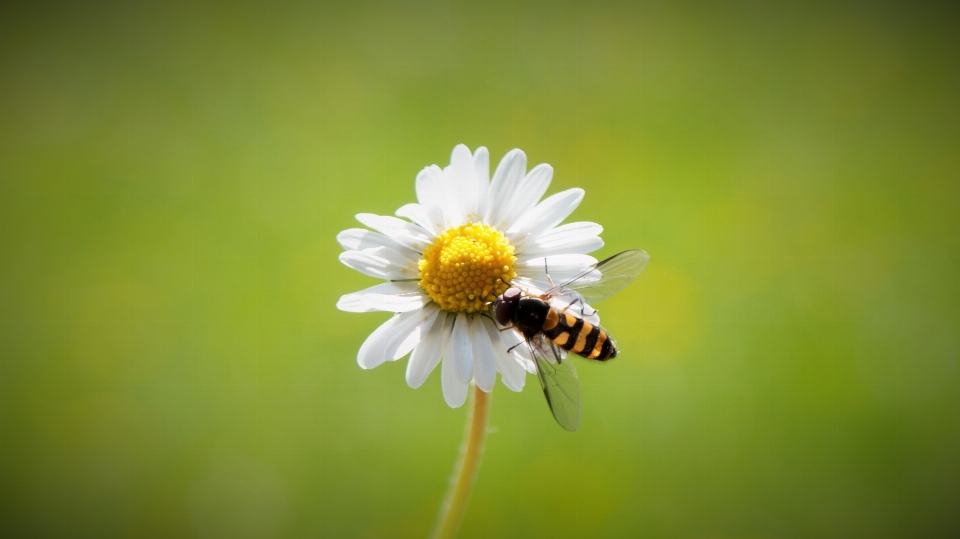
[337,144,605,407]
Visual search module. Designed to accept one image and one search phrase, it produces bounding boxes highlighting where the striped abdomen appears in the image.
[541,308,617,360]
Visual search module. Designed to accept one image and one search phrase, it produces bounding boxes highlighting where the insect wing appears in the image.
[531,336,582,431]
[548,249,649,304]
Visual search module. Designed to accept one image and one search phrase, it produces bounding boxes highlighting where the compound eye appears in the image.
[503,287,522,301]
[495,296,516,326]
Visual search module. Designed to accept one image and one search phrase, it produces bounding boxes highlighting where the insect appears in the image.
[491,249,649,431]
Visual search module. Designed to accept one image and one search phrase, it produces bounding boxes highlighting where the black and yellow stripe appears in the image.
[541,307,617,360]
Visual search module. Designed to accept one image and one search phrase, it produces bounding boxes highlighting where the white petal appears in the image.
[338,247,419,280]
[537,221,603,242]
[440,168,468,229]
[337,281,427,313]
[508,188,584,247]
[482,318,527,392]
[461,145,490,222]
[516,347,539,374]
[337,228,395,251]
[532,235,604,258]
[363,283,427,313]
[500,353,527,390]
[518,222,604,258]
[474,147,490,183]
[393,305,439,360]
[441,337,469,408]
[500,352,527,391]
[416,165,443,209]
[450,315,474,384]
[356,213,433,252]
[497,323,526,352]
[448,144,478,220]
[357,309,430,369]
[497,324,537,377]
[357,316,401,369]
[516,254,598,280]
[396,203,442,235]
[469,316,497,392]
[363,244,420,268]
[472,147,491,218]
[484,149,528,228]
[364,292,427,313]
[497,163,553,230]
[416,165,447,229]
[406,311,450,388]
[336,293,378,313]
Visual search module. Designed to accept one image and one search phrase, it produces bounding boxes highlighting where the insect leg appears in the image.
[481,311,511,329]
[557,296,599,317]
[543,258,556,289]
[559,296,583,314]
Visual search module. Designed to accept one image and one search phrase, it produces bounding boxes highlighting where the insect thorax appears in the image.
[514,297,551,337]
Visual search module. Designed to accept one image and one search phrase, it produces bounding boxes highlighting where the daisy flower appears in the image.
[337,144,604,407]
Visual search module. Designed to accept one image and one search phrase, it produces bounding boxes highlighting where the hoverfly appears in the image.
[491,250,649,431]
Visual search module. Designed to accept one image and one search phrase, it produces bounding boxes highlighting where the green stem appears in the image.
[428,384,492,539]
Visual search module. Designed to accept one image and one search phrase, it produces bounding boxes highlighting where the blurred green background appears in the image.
[2,1,959,537]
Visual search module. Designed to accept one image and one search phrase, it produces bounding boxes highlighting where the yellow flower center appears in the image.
[418,223,517,313]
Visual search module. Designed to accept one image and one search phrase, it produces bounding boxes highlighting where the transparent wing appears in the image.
[530,335,582,432]
[546,249,649,304]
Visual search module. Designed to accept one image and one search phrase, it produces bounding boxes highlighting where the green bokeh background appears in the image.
[2,1,959,537]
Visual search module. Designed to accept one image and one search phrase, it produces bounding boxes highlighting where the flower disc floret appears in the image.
[418,223,516,313]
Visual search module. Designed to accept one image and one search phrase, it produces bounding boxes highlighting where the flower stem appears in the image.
[429,384,492,539]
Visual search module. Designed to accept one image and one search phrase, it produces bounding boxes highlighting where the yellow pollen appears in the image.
[418,223,516,313]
